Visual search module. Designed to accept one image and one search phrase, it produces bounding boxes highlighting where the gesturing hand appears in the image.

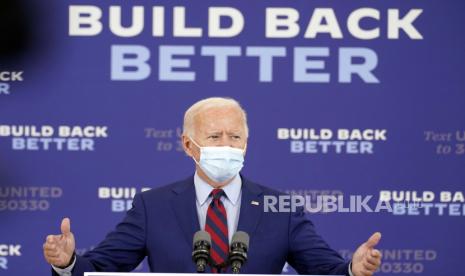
[43,218,76,268]
[351,232,382,276]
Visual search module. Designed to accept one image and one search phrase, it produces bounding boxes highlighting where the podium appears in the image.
[84,273,342,276]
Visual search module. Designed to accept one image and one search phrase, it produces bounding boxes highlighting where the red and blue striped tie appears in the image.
[205,189,229,273]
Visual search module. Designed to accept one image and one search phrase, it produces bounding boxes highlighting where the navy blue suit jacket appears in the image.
[54,176,349,275]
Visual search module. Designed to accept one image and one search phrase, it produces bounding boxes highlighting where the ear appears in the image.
[182,135,194,157]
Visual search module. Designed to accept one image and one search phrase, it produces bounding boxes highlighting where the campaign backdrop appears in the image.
[1,0,464,275]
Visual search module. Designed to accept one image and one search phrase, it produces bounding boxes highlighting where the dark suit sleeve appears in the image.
[287,207,350,275]
[52,193,148,276]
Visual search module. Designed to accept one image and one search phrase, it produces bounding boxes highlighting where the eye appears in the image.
[208,135,220,139]
[231,135,241,140]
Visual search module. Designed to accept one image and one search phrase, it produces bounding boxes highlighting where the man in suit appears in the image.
[43,97,382,276]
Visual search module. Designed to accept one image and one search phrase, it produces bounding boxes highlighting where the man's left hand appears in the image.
[351,232,382,276]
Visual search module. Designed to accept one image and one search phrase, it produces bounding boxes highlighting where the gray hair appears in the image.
[183,97,249,138]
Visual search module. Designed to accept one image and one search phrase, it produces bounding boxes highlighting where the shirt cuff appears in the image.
[51,255,76,276]
[348,261,354,276]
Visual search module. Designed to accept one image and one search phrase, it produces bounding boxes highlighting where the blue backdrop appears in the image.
[1,0,464,275]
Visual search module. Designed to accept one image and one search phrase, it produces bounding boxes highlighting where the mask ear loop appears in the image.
[189,136,202,149]
[242,143,247,155]
[189,136,202,165]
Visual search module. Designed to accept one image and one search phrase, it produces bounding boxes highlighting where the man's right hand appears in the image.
[43,217,76,268]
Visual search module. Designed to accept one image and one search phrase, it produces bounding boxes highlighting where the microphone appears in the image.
[229,231,249,274]
[192,230,211,273]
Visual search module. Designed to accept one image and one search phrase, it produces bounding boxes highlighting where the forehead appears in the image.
[194,106,244,132]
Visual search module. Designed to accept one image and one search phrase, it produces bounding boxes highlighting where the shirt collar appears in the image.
[194,171,242,206]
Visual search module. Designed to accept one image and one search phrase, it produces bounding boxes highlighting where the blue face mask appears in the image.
[190,137,246,183]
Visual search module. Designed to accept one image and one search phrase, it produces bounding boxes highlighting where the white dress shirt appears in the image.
[194,171,242,243]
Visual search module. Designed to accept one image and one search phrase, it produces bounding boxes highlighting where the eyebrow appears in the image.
[204,131,242,135]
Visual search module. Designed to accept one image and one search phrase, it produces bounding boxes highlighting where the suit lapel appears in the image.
[170,175,264,246]
[171,177,200,247]
[237,176,263,239]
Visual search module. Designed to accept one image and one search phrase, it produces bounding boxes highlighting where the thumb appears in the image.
[61,217,71,236]
[365,232,381,248]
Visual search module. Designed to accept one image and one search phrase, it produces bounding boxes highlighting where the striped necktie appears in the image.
[205,189,229,273]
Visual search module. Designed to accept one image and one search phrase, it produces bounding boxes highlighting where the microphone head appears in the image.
[232,231,249,248]
[193,230,211,247]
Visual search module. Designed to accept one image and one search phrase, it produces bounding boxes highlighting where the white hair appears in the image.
[183,97,249,138]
